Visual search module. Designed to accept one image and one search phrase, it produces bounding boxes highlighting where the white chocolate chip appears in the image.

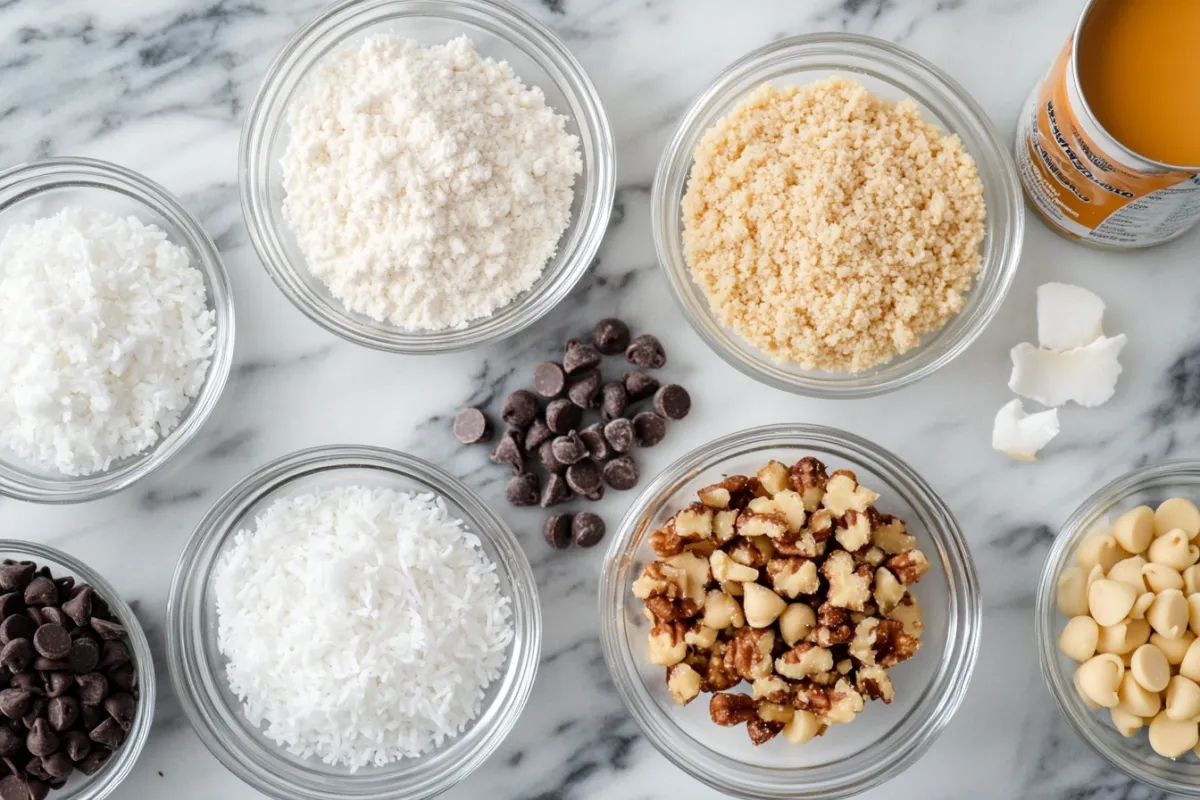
[1143,562,1185,594]
[1106,555,1148,592]
[741,582,787,629]
[1182,639,1200,683]
[1149,711,1200,758]
[782,710,822,744]
[1153,631,1197,665]
[702,590,745,630]
[1157,498,1200,540]
[1189,594,1200,637]
[1075,667,1103,710]
[1130,643,1171,692]
[1167,675,1200,721]
[1147,589,1190,640]
[1110,707,1145,738]
[1057,567,1089,617]
[1147,529,1200,572]
[778,603,815,647]
[1088,579,1138,627]
[1096,623,1133,655]
[1184,565,1200,596]
[1130,592,1155,620]
[1113,506,1155,555]
[1076,653,1124,708]
[1058,616,1100,662]
[1076,533,1126,575]
[1119,671,1163,718]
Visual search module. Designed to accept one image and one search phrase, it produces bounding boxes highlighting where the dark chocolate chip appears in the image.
[591,318,631,355]
[623,371,660,402]
[600,382,628,422]
[545,399,581,435]
[32,627,69,661]
[566,369,601,409]
[489,430,525,475]
[565,460,602,496]
[653,384,691,420]
[51,578,72,598]
[68,640,99,675]
[25,719,56,757]
[584,485,605,502]
[532,362,567,398]
[0,564,34,594]
[602,455,640,491]
[578,424,612,461]
[44,674,72,700]
[500,390,540,429]
[0,776,29,800]
[76,746,110,776]
[0,595,22,620]
[603,418,634,453]
[39,752,71,781]
[632,412,667,447]
[103,694,135,732]
[24,759,50,782]
[46,697,77,733]
[27,779,48,800]
[0,692,30,721]
[563,340,602,376]
[97,641,128,671]
[0,640,32,674]
[61,588,92,628]
[524,419,554,453]
[0,617,34,646]
[8,674,37,693]
[89,618,125,643]
[30,659,67,673]
[538,474,573,508]
[504,473,540,507]
[74,674,107,707]
[0,728,18,758]
[37,609,69,631]
[626,334,666,369]
[22,579,55,608]
[453,408,493,445]
[88,719,123,750]
[537,440,564,474]
[550,432,587,466]
[22,696,46,729]
[543,515,573,550]
[25,609,43,627]
[63,732,89,763]
[79,703,105,730]
[571,513,607,548]
[107,665,135,693]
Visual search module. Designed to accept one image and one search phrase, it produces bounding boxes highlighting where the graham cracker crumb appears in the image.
[681,77,987,372]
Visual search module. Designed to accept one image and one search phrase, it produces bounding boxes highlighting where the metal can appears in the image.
[1015,0,1200,249]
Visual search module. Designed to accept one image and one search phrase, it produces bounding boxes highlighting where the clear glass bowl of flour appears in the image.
[241,0,615,353]
[167,445,542,800]
[0,158,235,503]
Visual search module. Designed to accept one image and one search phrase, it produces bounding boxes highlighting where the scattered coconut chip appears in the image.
[1037,282,1106,351]
[1009,334,1127,408]
[992,399,1060,461]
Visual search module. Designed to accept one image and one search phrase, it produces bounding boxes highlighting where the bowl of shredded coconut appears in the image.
[240,0,615,353]
[652,34,1024,398]
[167,445,541,800]
[0,158,235,503]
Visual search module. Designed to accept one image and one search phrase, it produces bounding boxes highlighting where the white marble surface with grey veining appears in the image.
[1,0,1198,797]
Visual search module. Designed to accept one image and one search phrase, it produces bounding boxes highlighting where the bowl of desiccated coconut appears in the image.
[240,0,615,354]
[652,34,1023,399]
[0,158,235,503]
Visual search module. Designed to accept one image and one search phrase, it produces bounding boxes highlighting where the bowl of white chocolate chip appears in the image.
[598,424,981,799]
[1038,461,1200,795]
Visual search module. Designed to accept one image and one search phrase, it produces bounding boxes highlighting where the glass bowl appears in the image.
[599,424,981,798]
[652,33,1024,398]
[1036,461,1200,794]
[167,445,541,800]
[0,158,235,503]
[0,540,156,800]
[240,0,615,353]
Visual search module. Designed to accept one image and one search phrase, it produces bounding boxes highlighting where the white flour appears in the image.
[281,35,582,331]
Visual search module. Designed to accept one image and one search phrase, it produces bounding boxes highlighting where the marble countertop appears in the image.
[1,0,1198,798]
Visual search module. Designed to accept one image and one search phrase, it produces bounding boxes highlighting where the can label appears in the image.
[1017,40,1200,248]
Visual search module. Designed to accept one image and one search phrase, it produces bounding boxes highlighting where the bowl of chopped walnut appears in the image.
[598,423,981,798]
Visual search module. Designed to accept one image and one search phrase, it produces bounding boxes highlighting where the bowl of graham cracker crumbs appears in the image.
[652,34,1023,398]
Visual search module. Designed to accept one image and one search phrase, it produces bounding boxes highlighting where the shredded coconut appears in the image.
[0,207,215,476]
[281,35,582,331]
[213,486,514,769]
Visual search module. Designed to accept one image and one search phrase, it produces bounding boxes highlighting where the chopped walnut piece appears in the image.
[775,642,835,680]
[747,496,775,514]
[873,567,906,614]
[792,680,832,717]
[747,717,785,746]
[824,678,865,724]
[872,619,920,667]
[648,527,684,557]
[872,515,917,554]
[673,504,714,541]
[713,509,739,544]
[849,617,881,665]
[770,489,808,532]
[664,551,711,606]
[756,701,795,725]
[724,626,776,681]
[813,602,853,647]
[727,535,773,567]
[808,510,834,538]
[858,546,886,567]
[757,461,790,495]
[888,593,924,638]
[887,550,929,585]
[702,590,745,630]
[766,558,820,599]
[789,457,829,510]
[645,594,700,622]
[693,641,741,692]
[737,510,789,540]
[685,624,719,650]
[821,472,880,516]
[711,549,758,583]
[835,509,873,552]
[710,692,757,726]
[667,663,703,705]
[822,550,872,610]
[856,665,894,703]
[836,659,853,675]
[648,621,688,666]
[773,530,825,559]
[752,675,791,703]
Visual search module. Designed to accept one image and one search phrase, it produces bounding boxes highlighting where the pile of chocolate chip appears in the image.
[0,560,138,799]
[454,319,691,550]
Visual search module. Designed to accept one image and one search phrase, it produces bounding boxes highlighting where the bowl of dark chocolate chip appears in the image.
[0,542,152,800]
[453,319,693,551]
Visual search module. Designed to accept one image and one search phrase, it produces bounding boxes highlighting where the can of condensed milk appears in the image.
[1016,0,1200,249]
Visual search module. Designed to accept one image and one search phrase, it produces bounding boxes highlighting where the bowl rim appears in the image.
[0,156,235,504]
[1035,460,1200,795]
[238,0,616,354]
[651,32,1024,398]
[598,423,982,798]
[0,539,156,800]
[166,444,542,800]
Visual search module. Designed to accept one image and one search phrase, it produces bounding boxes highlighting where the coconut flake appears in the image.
[1009,334,1127,408]
[1037,282,1106,351]
[992,399,1060,461]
